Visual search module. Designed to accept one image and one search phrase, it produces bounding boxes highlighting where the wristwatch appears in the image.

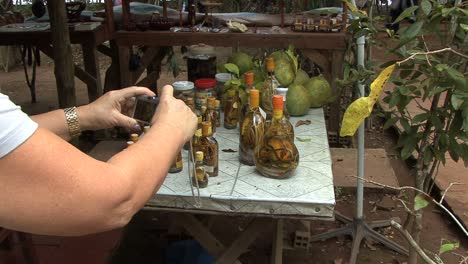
[64,107,81,138]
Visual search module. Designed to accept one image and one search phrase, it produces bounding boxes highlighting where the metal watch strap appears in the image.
[64,107,81,138]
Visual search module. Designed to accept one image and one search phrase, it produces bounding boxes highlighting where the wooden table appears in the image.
[0,22,112,106]
[115,28,348,133]
[89,109,335,263]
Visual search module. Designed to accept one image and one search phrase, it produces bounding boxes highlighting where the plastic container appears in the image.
[187,44,217,82]
[195,78,216,110]
[173,81,195,103]
[215,73,232,100]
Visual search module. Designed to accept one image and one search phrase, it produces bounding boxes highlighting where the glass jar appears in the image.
[195,78,216,110]
[215,73,232,100]
[173,81,195,103]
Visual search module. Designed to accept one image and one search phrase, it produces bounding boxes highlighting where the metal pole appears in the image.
[356,36,366,218]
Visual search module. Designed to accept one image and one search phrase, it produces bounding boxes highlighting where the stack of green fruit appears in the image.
[222,47,334,117]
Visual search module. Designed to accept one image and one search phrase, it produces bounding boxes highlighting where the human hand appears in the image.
[77,87,155,131]
[151,85,197,144]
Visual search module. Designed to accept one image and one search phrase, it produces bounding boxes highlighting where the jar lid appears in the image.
[189,44,216,56]
[215,73,232,83]
[173,81,194,91]
[195,151,204,161]
[273,95,284,110]
[276,87,288,101]
[195,78,216,89]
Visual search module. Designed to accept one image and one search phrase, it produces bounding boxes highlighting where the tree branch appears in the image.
[397,48,468,66]
[348,175,468,237]
[390,220,438,264]
[440,182,465,204]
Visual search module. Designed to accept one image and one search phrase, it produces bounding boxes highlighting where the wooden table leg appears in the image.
[328,50,345,134]
[118,45,132,87]
[215,218,273,264]
[271,219,284,264]
[82,43,102,102]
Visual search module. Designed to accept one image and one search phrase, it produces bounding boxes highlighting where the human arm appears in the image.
[0,86,197,236]
[30,87,154,140]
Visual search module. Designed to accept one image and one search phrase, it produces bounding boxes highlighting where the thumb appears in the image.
[160,85,174,99]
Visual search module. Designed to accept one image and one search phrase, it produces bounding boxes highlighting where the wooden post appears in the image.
[47,0,76,108]
[122,0,130,30]
[105,0,115,35]
[162,0,168,18]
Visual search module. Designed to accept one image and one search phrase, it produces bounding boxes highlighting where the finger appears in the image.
[116,86,156,100]
[160,85,174,99]
[116,113,141,131]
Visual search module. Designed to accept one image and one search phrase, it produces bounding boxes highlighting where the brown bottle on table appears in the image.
[240,71,255,123]
[224,89,240,129]
[261,57,279,119]
[197,121,219,177]
[205,96,218,134]
[239,89,265,166]
[192,151,208,188]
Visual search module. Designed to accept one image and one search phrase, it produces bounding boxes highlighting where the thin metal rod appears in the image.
[356,36,366,219]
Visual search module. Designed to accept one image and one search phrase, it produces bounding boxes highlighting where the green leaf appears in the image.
[461,24,468,31]
[296,137,311,142]
[439,242,459,255]
[441,7,456,17]
[413,113,429,123]
[400,118,411,132]
[389,92,401,108]
[286,44,299,74]
[224,63,240,77]
[451,94,464,110]
[393,6,419,24]
[383,117,399,130]
[400,70,413,80]
[402,21,424,41]
[420,0,432,15]
[414,194,429,211]
[445,68,466,89]
[401,144,415,160]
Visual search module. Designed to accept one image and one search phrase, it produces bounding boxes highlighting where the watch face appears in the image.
[132,96,159,125]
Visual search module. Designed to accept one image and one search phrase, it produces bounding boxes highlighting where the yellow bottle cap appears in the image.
[195,151,204,161]
[195,128,202,137]
[266,57,275,72]
[250,89,260,108]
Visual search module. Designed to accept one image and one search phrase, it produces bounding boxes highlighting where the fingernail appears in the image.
[133,124,141,131]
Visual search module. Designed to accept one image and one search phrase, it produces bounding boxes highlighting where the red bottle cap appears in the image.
[195,78,216,89]
[244,71,254,86]
[272,95,284,110]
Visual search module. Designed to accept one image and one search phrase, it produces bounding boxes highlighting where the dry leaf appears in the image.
[222,149,237,153]
[295,120,311,127]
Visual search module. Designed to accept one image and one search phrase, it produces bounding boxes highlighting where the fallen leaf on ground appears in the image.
[222,149,237,153]
[295,120,311,127]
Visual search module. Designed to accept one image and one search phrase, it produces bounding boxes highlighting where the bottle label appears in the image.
[204,165,214,173]
[259,107,267,120]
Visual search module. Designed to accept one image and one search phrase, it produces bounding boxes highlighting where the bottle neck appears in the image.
[273,109,283,120]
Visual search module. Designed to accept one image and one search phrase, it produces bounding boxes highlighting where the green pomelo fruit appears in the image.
[227,52,254,75]
[286,84,310,116]
[304,76,333,108]
[293,69,309,85]
[270,50,290,63]
[275,59,296,87]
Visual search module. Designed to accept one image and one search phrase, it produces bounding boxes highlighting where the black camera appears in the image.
[132,95,159,125]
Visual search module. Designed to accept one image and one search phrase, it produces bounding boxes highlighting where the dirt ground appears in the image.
[0,41,466,263]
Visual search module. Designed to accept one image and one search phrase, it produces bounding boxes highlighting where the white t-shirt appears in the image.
[0,93,38,158]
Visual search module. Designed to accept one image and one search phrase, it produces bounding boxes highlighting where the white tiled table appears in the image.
[89,108,335,263]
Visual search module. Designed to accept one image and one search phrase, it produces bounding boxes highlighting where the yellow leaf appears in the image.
[368,64,396,111]
[340,97,372,137]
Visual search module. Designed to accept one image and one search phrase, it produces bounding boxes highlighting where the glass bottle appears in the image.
[200,105,207,121]
[191,128,202,158]
[192,151,208,188]
[261,57,279,119]
[169,151,183,173]
[206,96,218,134]
[255,95,299,178]
[224,89,240,129]
[130,133,139,143]
[240,71,255,123]
[274,91,294,140]
[197,121,219,177]
[239,89,265,166]
[214,99,221,127]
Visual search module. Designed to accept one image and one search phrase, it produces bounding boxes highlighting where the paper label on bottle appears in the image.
[259,107,267,120]
[204,165,214,173]
[233,102,238,109]
[175,160,183,169]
